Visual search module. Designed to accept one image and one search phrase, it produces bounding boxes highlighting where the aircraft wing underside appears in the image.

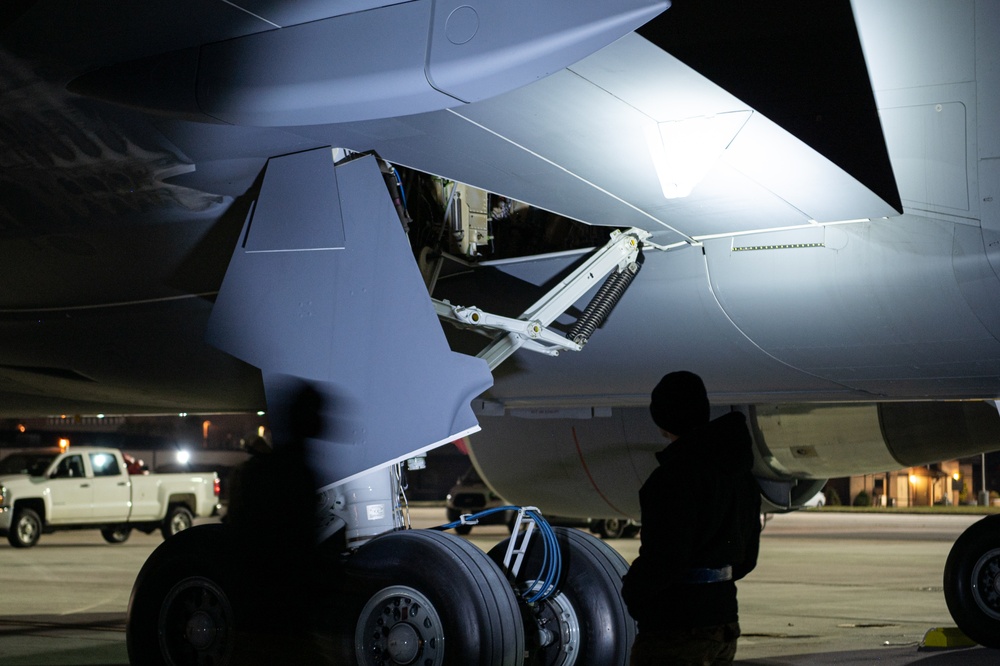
[321,31,900,243]
[1,0,998,419]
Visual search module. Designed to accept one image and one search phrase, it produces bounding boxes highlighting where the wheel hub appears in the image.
[386,622,420,663]
[158,577,234,665]
[525,586,580,666]
[971,547,1000,620]
[184,611,218,650]
[356,585,444,666]
[18,519,36,541]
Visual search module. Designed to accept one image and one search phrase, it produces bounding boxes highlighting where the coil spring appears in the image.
[567,260,642,345]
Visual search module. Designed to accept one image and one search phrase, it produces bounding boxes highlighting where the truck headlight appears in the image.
[0,485,7,507]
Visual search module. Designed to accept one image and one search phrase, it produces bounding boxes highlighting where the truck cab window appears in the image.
[53,455,85,479]
[89,452,121,477]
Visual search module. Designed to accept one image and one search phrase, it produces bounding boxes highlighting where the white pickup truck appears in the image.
[0,446,221,548]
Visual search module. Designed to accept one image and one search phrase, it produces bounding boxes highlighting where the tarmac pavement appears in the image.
[0,509,995,665]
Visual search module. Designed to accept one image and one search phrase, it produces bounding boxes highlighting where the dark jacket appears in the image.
[621,411,761,629]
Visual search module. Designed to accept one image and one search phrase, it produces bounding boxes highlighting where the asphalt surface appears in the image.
[0,510,995,665]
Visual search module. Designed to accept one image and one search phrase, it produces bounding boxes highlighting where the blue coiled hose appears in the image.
[435,505,562,602]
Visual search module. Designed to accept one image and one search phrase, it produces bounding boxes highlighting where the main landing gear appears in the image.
[346,529,524,665]
[341,506,634,666]
[125,497,636,665]
[944,514,1000,648]
[124,149,641,663]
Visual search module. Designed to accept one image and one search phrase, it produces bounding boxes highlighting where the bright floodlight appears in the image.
[645,111,751,199]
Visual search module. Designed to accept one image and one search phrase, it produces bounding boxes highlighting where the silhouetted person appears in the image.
[622,371,761,665]
[226,381,330,664]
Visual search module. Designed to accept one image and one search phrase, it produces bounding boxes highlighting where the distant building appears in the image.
[828,455,999,507]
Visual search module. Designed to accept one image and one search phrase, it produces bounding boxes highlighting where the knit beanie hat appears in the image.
[649,371,710,437]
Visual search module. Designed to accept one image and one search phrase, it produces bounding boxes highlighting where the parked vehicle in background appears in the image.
[446,467,513,534]
[803,491,827,508]
[0,446,220,547]
[446,466,639,538]
[589,516,640,539]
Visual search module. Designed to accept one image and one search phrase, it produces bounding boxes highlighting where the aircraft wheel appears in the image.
[489,526,636,665]
[127,524,241,666]
[161,505,193,539]
[346,529,524,665]
[101,525,132,543]
[7,507,42,548]
[595,518,626,539]
[944,514,1000,648]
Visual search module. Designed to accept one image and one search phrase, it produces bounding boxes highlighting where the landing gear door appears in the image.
[206,149,493,487]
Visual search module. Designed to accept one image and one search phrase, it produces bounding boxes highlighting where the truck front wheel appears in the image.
[161,505,193,540]
[8,507,42,548]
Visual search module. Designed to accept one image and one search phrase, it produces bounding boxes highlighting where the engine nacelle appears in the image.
[467,401,1000,520]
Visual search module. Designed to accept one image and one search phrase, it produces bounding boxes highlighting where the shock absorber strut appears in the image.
[433,227,650,370]
[567,250,643,346]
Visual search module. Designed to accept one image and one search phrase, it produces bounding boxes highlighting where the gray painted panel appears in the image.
[854,0,976,92]
[475,215,1000,409]
[977,0,1000,159]
[567,32,743,123]
[706,217,1000,387]
[880,102,970,212]
[471,410,644,519]
[236,0,410,27]
[319,29,897,241]
[318,109,691,238]
[724,113,899,223]
[452,66,807,236]
[245,149,345,251]
[982,158,1000,281]
[207,151,493,485]
[425,0,667,103]
[197,2,456,126]
[478,242,858,407]
[953,223,1000,341]
[984,158,1000,232]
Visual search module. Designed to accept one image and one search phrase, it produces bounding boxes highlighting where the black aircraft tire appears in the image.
[161,505,193,540]
[101,525,132,544]
[944,514,1000,649]
[489,526,636,666]
[127,524,243,666]
[346,529,524,666]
